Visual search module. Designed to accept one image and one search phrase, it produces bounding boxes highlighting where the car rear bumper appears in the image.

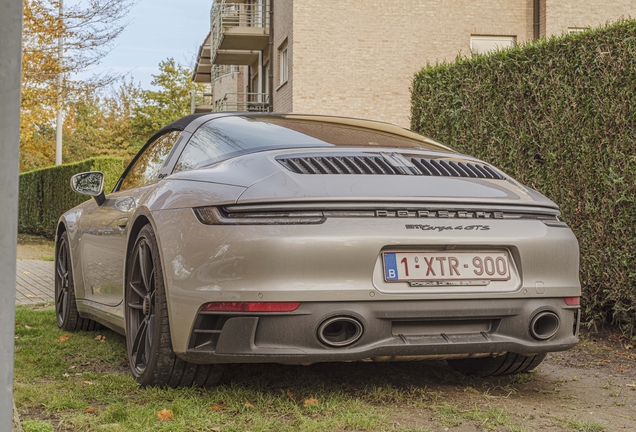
[177,298,580,364]
[151,207,580,356]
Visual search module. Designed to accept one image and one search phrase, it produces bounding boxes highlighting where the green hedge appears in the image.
[19,157,124,237]
[411,20,636,337]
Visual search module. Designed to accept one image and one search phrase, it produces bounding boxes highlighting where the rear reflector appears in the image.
[202,302,301,312]
[564,297,580,306]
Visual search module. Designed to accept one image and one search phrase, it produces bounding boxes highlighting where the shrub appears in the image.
[19,157,124,237]
[411,20,636,336]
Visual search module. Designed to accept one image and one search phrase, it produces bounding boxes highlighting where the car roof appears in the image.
[166,112,451,152]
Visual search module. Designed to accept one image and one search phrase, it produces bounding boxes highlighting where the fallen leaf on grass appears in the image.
[82,381,94,385]
[26,295,39,299]
[245,402,255,408]
[207,404,226,411]
[598,359,611,363]
[95,335,106,342]
[63,373,70,378]
[14,335,19,339]
[24,325,33,329]
[85,408,97,414]
[156,409,174,421]
[303,398,319,407]
[286,389,295,402]
[56,334,69,342]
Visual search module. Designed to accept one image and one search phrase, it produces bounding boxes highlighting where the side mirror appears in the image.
[70,171,106,206]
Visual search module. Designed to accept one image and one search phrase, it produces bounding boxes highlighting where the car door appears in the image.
[78,130,183,306]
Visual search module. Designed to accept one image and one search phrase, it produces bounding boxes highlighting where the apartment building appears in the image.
[192,0,636,128]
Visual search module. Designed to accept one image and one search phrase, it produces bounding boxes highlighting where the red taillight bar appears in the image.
[201,302,301,312]
[564,297,580,306]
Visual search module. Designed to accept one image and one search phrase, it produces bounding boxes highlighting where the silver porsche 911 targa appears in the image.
[56,113,581,387]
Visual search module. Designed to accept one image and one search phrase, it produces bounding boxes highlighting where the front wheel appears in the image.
[125,224,223,387]
[447,352,546,377]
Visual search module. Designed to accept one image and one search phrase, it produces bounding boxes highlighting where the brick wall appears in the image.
[273,0,293,111]
[291,0,530,128]
[544,0,636,36]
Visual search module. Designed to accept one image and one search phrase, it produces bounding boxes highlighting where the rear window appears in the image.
[173,115,448,173]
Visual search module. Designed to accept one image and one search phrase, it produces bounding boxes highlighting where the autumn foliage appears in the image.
[20,0,200,172]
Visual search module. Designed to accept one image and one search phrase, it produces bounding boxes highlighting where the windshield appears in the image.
[173,115,450,173]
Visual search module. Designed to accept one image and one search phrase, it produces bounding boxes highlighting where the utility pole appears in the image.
[0,0,23,429]
[55,0,64,165]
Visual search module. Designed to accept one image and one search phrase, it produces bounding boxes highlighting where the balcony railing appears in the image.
[190,91,214,114]
[210,0,270,63]
[217,92,270,112]
[212,65,240,82]
[191,91,269,113]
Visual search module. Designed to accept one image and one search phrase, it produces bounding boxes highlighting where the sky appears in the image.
[86,0,212,89]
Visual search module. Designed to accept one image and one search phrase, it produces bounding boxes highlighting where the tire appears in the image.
[447,352,546,377]
[125,224,223,387]
[55,231,102,331]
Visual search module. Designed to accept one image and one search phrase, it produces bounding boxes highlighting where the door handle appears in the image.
[116,217,129,229]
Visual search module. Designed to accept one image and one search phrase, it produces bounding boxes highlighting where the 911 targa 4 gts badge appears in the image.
[406,224,491,231]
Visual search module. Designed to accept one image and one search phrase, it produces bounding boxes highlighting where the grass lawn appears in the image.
[17,305,626,432]
[14,305,447,432]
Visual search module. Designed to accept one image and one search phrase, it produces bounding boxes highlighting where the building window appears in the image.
[279,40,288,85]
[470,36,516,56]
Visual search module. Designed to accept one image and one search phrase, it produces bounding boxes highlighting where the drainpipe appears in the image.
[533,0,540,40]
[268,0,274,111]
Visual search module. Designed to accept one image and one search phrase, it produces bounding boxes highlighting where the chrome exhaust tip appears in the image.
[317,316,363,347]
[530,311,560,340]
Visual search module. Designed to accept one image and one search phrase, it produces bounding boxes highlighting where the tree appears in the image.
[63,78,144,164]
[133,58,202,140]
[20,0,134,171]
[60,59,200,168]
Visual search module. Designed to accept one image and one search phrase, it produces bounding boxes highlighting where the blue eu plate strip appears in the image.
[384,253,398,281]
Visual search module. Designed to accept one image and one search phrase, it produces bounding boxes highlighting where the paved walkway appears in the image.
[15,260,55,305]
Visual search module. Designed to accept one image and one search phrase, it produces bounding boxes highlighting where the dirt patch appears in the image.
[380,330,636,431]
[17,234,55,260]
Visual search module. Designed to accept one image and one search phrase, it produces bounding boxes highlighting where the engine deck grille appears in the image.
[277,155,504,179]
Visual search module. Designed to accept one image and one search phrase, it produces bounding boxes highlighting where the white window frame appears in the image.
[470,35,516,56]
[278,39,288,86]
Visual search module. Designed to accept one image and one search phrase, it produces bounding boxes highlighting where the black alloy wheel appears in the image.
[55,233,71,327]
[55,231,100,331]
[127,232,157,376]
[125,224,223,387]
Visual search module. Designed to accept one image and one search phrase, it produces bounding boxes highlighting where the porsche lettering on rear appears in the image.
[376,210,504,219]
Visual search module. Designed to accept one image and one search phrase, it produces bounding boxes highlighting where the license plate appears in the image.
[383,251,511,282]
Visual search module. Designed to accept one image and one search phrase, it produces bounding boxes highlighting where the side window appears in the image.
[119,131,181,191]
[173,123,226,173]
